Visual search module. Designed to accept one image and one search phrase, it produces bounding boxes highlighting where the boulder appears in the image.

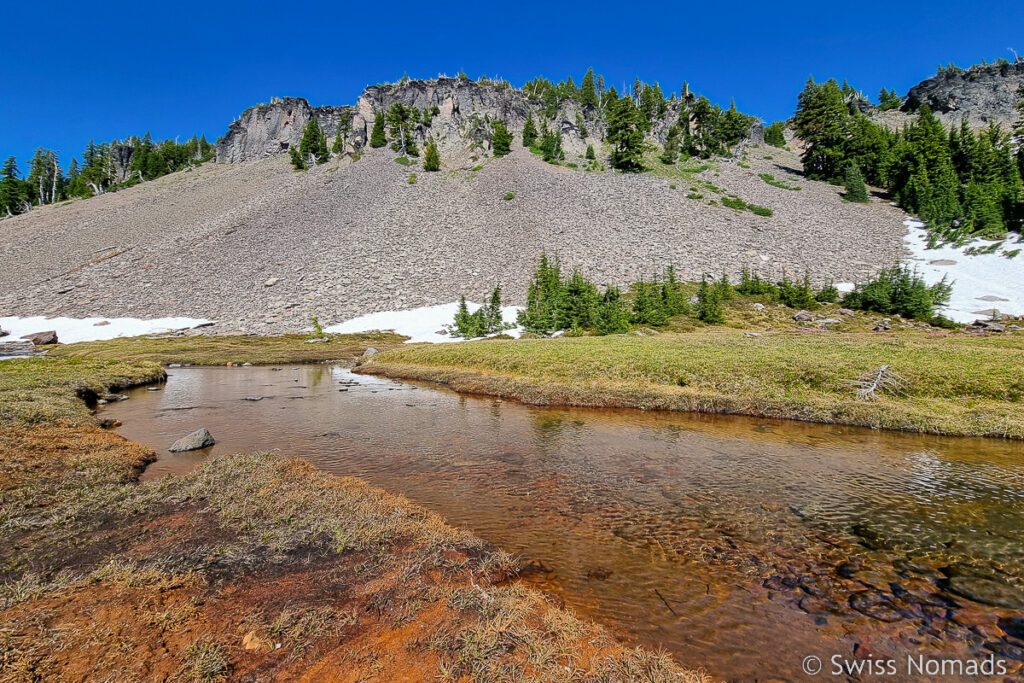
[168,428,216,452]
[836,308,856,316]
[792,310,815,322]
[362,347,379,357]
[750,303,765,311]
[0,326,8,338]
[21,330,58,345]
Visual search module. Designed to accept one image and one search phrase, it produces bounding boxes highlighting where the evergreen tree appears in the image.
[332,116,352,154]
[522,114,538,147]
[585,144,596,160]
[580,68,598,108]
[606,96,645,172]
[518,254,565,334]
[0,156,28,216]
[539,128,564,162]
[558,270,599,330]
[595,286,630,334]
[370,112,387,148]
[878,87,902,111]
[299,118,329,164]
[289,147,307,171]
[843,164,869,202]
[695,275,725,324]
[491,120,512,157]
[763,121,786,147]
[423,138,441,171]
[386,103,418,156]
[631,278,668,326]
[794,77,851,180]
[660,265,690,315]
[660,125,681,164]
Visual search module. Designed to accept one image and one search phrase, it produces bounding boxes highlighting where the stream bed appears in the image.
[105,365,1024,680]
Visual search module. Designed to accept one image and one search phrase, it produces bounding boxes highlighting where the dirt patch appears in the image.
[0,424,706,681]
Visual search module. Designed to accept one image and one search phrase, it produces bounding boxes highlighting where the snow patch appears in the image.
[0,316,214,344]
[902,218,1024,323]
[325,302,522,343]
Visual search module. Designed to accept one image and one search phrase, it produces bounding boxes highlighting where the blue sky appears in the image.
[1,0,1021,169]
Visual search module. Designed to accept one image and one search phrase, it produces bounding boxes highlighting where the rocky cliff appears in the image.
[902,61,1024,126]
[216,78,762,164]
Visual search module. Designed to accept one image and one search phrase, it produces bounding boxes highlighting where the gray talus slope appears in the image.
[0,145,907,334]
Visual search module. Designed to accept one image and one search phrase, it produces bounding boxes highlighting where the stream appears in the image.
[105,365,1024,681]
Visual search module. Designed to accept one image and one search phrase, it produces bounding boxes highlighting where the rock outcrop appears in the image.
[216,98,354,163]
[216,78,763,163]
[902,61,1024,127]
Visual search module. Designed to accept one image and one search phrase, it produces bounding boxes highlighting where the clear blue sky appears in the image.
[2,0,1021,169]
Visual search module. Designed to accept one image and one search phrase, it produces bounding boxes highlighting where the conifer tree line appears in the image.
[1,134,215,217]
[794,77,1023,239]
[450,254,954,339]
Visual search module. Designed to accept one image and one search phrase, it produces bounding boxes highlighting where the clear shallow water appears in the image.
[107,366,1024,680]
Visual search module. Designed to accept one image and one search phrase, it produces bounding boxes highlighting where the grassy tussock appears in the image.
[47,331,407,366]
[360,330,1024,438]
[0,357,165,425]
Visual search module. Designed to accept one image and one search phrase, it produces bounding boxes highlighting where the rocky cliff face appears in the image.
[216,98,353,163]
[216,78,762,163]
[902,61,1024,126]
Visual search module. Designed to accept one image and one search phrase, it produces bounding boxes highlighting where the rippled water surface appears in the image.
[108,366,1024,680]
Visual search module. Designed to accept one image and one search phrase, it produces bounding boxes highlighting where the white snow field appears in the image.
[902,219,1024,323]
[0,316,213,345]
[326,302,522,343]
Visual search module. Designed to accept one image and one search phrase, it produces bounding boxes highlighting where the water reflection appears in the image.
[107,365,1024,680]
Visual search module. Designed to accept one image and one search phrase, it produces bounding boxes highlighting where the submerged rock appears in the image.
[169,428,216,452]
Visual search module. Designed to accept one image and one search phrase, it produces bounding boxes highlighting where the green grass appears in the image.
[46,332,405,366]
[394,156,413,166]
[758,172,801,191]
[361,327,1024,439]
[721,195,773,216]
[0,357,165,425]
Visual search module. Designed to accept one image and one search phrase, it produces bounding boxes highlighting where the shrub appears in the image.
[408,173,417,184]
[503,192,515,200]
[394,156,412,166]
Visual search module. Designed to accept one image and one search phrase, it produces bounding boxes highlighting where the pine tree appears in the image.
[423,138,441,171]
[595,286,630,334]
[522,114,538,148]
[370,112,387,148]
[843,164,869,202]
[606,96,645,172]
[763,121,786,147]
[660,125,681,164]
[491,121,512,157]
[794,77,852,180]
[299,118,329,164]
[289,147,307,171]
[539,128,564,163]
[695,275,725,324]
[585,144,596,160]
[0,156,28,216]
[580,68,598,108]
[631,279,668,326]
[386,103,418,156]
[332,116,352,154]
